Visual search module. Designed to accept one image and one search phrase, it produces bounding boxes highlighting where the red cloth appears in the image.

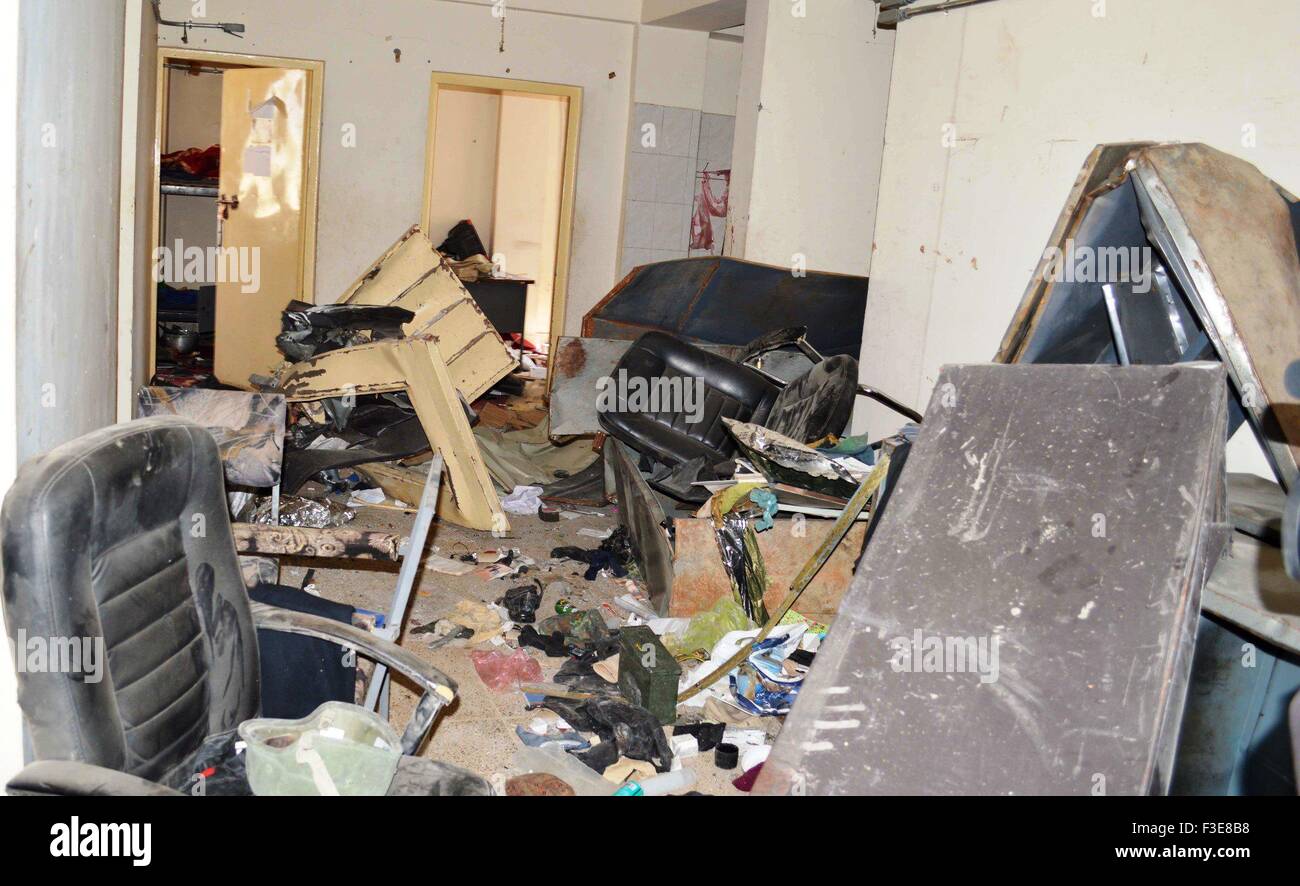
[690,171,730,251]
[161,144,221,180]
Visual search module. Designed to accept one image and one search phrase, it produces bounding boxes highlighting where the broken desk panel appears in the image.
[582,257,869,360]
[997,142,1300,490]
[333,225,516,403]
[281,338,507,533]
[757,362,1231,796]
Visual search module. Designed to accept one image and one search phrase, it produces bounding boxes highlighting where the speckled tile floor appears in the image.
[278,503,748,796]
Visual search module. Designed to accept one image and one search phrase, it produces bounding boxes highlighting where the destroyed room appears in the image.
[1,0,1299,839]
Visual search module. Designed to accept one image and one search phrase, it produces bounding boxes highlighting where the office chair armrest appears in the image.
[7,760,185,796]
[249,602,457,755]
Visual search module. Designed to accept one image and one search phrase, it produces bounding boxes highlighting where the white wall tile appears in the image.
[630,103,665,155]
[652,201,689,251]
[653,154,694,205]
[660,106,701,158]
[625,151,658,203]
[623,200,656,250]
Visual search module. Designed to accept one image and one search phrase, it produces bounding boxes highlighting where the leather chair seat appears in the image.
[598,331,858,477]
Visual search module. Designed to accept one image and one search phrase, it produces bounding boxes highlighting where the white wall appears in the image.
[859,0,1300,461]
[428,87,501,250]
[623,28,741,276]
[727,0,893,276]
[17,0,126,462]
[494,92,568,346]
[631,27,742,115]
[702,36,742,116]
[159,0,635,334]
[117,0,157,422]
[634,25,710,109]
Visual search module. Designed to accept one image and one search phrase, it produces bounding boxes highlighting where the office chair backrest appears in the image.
[1,417,259,784]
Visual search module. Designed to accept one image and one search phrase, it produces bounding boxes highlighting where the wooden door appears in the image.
[214,68,308,387]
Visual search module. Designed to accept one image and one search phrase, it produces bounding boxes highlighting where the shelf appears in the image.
[160,181,218,198]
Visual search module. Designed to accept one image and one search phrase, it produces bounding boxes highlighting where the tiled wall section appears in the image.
[621,102,735,277]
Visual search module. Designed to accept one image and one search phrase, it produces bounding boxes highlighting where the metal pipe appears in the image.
[1100,283,1131,366]
[363,453,445,712]
[163,63,226,75]
[151,0,245,42]
[879,0,1006,26]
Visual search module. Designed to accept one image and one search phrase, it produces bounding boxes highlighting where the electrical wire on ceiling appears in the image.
[151,0,246,43]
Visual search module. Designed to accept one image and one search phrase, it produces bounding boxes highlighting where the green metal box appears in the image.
[618,626,681,724]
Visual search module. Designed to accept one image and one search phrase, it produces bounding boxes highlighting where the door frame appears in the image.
[421,72,582,365]
[148,47,324,379]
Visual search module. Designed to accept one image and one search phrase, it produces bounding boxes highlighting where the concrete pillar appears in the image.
[726,0,893,276]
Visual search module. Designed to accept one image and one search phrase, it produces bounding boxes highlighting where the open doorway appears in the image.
[149,48,323,388]
[421,73,581,364]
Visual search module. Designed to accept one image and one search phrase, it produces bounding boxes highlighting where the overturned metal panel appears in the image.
[997,142,1300,490]
[583,257,869,359]
[758,363,1231,795]
[670,518,865,625]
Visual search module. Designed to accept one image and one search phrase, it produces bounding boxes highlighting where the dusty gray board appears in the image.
[759,362,1231,796]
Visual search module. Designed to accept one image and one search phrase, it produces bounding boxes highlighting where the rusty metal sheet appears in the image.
[670,518,865,624]
[758,362,1231,796]
[1132,143,1300,489]
[997,142,1300,491]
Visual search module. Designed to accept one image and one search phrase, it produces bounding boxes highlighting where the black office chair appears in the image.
[597,331,861,498]
[1,417,488,796]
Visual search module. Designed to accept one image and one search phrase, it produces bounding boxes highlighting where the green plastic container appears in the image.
[239,701,402,796]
